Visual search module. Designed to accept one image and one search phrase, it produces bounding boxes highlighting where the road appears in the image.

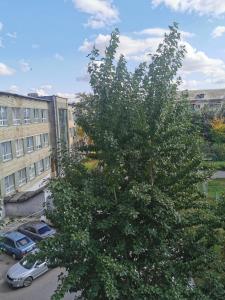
[0,254,79,300]
[212,171,225,179]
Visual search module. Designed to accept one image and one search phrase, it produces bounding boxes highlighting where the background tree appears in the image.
[38,24,225,299]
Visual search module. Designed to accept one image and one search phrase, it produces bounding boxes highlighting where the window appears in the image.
[196,93,205,99]
[4,238,15,247]
[18,168,27,186]
[42,133,49,147]
[12,108,21,125]
[0,106,8,126]
[44,156,50,170]
[1,141,12,161]
[15,139,24,157]
[29,163,36,180]
[24,108,31,124]
[36,159,44,175]
[33,109,40,123]
[35,135,42,150]
[26,136,34,153]
[4,174,15,194]
[41,109,48,122]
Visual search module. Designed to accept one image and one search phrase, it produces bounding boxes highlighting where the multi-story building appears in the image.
[186,89,225,110]
[0,92,75,218]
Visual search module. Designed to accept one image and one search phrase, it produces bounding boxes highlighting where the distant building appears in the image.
[186,89,225,110]
[0,92,76,218]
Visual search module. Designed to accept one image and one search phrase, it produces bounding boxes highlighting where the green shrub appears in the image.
[211,143,225,161]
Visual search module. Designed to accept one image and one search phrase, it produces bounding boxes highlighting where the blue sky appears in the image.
[0,0,225,100]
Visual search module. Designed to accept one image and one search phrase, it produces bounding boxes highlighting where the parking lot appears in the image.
[0,253,78,300]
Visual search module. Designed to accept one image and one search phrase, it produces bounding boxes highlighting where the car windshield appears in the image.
[16,237,30,247]
[38,225,51,235]
[19,258,34,269]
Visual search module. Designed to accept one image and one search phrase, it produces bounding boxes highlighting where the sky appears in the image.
[0,0,225,100]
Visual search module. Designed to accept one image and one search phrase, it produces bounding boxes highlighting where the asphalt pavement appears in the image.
[0,253,78,300]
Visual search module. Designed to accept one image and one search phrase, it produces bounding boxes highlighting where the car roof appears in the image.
[23,221,50,230]
[5,231,29,241]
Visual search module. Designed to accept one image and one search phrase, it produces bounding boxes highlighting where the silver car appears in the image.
[6,256,48,288]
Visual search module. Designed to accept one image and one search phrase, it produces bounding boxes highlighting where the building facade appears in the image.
[187,89,225,110]
[0,92,75,218]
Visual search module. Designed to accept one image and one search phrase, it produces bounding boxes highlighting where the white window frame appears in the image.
[4,174,15,195]
[33,109,39,123]
[18,168,27,186]
[44,156,50,170]
[36,160,44,175]
[1,141,12,161]
[15,139,24,157]
[29,163,36,180]
[26,136,34,153]
[24,108,31,124]
[12,108,21,125]
[35,135,42,150]
[0,106,8,126]
[42,133,49,147]
[41,109,47,122]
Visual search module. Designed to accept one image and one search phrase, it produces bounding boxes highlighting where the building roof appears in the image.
[187,89,225,101]
[0,91,52,102]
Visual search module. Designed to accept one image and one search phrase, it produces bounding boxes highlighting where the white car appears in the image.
[6,256,48,288]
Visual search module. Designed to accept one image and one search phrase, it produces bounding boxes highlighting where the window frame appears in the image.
[35,135,42,150]
[12,108,21,125]
[4,174,15,195]
[1,141,13,161]
[29,163,36,180]
[0,106,8,126]
[18,168,27,186]
[26,136,34,153]
[15,139,24,157]
[24,108,31,124]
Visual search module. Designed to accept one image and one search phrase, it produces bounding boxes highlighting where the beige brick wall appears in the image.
[0,95,48,109]
[0,123,50,141]
[0,147,51,178]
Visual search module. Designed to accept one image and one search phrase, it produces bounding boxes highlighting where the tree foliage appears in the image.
[38,24,225,299]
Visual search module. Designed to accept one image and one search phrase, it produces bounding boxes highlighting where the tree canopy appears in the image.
[38,23,225,300]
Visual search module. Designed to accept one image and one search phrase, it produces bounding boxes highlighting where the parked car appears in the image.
[0,231,36,260]
[6,256,48,288]
[18,221,56,242]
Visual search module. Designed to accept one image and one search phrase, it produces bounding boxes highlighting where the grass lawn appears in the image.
[202,161,225,171]
[207,179,225,199]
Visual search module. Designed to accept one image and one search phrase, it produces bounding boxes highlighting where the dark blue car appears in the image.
[0,231,36,259]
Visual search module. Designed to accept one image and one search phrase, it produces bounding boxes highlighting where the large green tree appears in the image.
[39,24,225,299]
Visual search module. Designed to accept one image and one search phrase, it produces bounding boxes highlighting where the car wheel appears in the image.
[23,277,33,287]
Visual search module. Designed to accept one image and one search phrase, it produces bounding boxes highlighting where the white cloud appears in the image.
[79,33,161,61]
[0,38,3,48]
[151,0,225,16]
[0,63,15,76]
[8,85,20,93]
[72,0,119,28]
[136,27,194,38]
[211,26,225,38]
[182,41,225,80]
[54,53,64,61]
[19,59,31,72]
[0,22,3,31]
[79,27,225,88]
[6,32,17,39]
[30,84,53,96]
